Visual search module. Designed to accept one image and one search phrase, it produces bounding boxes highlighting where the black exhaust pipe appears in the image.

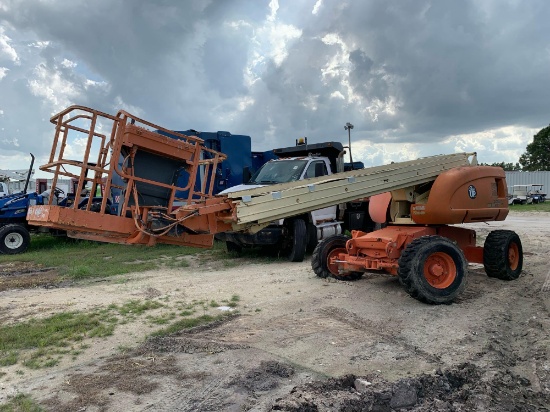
[23,153,35,194]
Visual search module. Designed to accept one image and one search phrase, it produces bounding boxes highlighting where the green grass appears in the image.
[509,201,550,212]
[0,299,166,369]
[0,294,240,370]
[0,235,232,280]
[0,394,43,412]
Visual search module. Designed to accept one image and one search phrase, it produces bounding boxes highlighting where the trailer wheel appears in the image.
[0,224,31,255]
[311,235,363,281]
[283,219,307,262]
[483,230,523,280]
[398,236,467,304]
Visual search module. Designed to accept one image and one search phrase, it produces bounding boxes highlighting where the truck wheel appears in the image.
[398,236,467,304]
[0,224,31,255]
[483,230,523,280]
[306,223,317,253]
[311,235,363,280]
[284,219,307,262]
[226,241,242,255]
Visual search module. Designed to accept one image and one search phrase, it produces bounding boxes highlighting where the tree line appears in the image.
[480,125,550,171]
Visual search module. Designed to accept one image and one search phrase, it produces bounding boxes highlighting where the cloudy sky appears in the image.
[1,0,549,177]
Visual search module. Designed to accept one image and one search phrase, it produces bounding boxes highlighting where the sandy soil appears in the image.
[1,211,549,411]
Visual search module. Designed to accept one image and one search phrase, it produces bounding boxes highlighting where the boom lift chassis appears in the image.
[28,106,523,304]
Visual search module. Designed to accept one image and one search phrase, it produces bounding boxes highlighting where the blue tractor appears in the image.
[0,154,115,254]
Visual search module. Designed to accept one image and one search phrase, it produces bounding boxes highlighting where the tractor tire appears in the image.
[284,219,307,262]
[483,230,523,280]
[311,235,363,281]
[306,223,318,253]
[0,224,31,255]
[398,236,467,304]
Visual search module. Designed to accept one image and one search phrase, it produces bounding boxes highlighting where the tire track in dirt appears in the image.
[319,306,442,365]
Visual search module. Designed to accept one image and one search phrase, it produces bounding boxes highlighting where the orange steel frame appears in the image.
[332,225,482,276]
[27,105,229,248]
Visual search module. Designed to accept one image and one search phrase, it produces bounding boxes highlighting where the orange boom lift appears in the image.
[28,106,522,304]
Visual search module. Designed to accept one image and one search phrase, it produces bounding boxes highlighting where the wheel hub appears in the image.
[423,252,457,289]
[508,242,519,270]
[4,232,23,249]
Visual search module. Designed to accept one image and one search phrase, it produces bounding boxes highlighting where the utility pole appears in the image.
[344,122,354,168]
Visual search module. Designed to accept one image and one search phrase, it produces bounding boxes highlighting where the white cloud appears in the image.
[113,96,143,117]
[0,67,8,80]
[27,41,50,49]
[0,27,19,64]
[60,58,76,68]
[312,0,323,15]
[27,63,79,110]
[1,136,20,147]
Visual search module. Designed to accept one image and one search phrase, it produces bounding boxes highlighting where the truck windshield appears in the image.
[248,160,308,184]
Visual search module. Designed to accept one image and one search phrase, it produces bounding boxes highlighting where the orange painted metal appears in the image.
[410,166,508,224]
[27,105,228,248]
[508,242,520,270]
[423,252,457,289]
[331,225,480,276]
[368,192,392,223]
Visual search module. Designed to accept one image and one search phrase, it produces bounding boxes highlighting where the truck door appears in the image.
[304,160,336,222]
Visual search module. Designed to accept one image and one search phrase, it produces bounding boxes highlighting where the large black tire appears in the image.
[398,236,467,304]
[226,241,242,255]
[283,219,307,262]
[483,230,523,280]
[306,223,318,253]
[311,235,363,281]
[0,224,31,255]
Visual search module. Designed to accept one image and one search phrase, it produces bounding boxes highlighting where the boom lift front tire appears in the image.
[0,224,31,255]
[483,230,523,280]
[283,219,307,262]
[398,236,467,304]
[311,235,363,281]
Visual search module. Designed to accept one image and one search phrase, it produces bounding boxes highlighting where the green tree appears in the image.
[480,162,522,171]
[519,125,550,171]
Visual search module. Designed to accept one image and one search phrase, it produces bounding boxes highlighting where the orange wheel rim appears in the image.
[327,247,346,276]
[423,252,457,289]
[508,242,519,270]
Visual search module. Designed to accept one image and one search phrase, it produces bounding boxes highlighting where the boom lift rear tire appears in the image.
[483,230,523,280]
[397,236,467,304]
[311,235,363,281]
[283,218,307,262]
[0,224,31,255]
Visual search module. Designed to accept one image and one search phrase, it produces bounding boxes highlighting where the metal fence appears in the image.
[505,171,550,193]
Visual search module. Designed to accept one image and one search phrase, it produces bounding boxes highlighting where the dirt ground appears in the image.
[1,211,550,411]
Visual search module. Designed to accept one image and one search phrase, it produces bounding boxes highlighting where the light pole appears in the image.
[344,122,354,168]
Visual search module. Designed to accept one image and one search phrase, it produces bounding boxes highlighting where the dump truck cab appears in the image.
[217,140,349,262]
